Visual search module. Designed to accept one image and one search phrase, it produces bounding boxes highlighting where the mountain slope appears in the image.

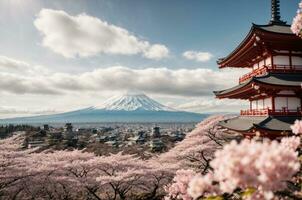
[94,93,174,111]
[0,93,207,124]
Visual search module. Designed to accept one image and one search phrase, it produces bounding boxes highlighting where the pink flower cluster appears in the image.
[185,139,300,199]
[158,115,226,169]
[291,120,302,135]
[280,136,301,151]
[291,1,302,37]
[164,169,197,200]
[187,173,220,199]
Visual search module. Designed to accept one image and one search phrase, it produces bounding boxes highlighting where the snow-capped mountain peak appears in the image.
[94,93,175,111]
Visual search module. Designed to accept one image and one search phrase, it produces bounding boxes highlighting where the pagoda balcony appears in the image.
[240,108,302,116]
[239,64,302,84]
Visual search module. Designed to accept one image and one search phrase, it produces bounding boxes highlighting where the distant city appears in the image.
[1,122,195,157]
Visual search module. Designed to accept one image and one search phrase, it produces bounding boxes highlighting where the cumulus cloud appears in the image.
[183,51,213,62]
[0,56,49,75]
[143,44,169,60]
[49,67,236,96]
[34,9,169,60]
[176,98,248,113]
[0,56,58,95]
[0,73,61,95]
[0,56,248,97]
[0,106,58,119]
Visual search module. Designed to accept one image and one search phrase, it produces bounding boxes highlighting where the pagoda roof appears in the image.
[219,116,267,132]
[219,116,301,132]
[218,24,302,68]
[214,73,302,99]
[255,24,293,34]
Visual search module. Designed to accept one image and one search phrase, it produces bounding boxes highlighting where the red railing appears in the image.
[239,64,302,83]
[240,109,269,116]
[241,108,302,116]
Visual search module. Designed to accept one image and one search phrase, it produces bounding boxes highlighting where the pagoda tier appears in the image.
[214,72,302,117]
[214,73,302,99]
[220,116,302,138]
[217,24,302,68]
[239,64,302,84]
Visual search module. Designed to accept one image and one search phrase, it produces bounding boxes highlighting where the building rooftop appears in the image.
[214,73,302,99]
[219,116,302,133]
[217,24,302,68]
[254,24,292,34]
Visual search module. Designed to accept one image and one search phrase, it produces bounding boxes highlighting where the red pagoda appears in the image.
[214,0,302,138]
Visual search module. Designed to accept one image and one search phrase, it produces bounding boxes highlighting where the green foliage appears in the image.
[202,196,223,200]
[240,188,256,199]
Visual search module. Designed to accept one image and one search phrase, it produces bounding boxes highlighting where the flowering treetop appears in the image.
[291,1,302,37]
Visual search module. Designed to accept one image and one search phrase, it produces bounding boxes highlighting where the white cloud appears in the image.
[34,9,169,60]
[0,55,247,97]
[183,51,213,62]
[176,98,248,113]
[0,73,61,95]
[0,106,58,119]
[54,67,245,97]
[143,44,169,60]
[0,55,49,75]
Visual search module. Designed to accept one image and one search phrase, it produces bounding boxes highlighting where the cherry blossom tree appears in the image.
[291,1,302,37]
[0,136,176,200]
[164,169,197,200]
[165,120,302,200]
[158,116,237,172]
[291,120,302,135]
[0,134,38,198]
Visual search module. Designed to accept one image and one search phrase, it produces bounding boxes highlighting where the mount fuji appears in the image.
[95,93,174,111]
[0,93,207,124]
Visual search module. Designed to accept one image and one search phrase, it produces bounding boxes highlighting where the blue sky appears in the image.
[0,0,299,117]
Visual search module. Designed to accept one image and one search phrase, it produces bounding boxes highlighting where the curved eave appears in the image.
[254,73,302,88]
[218,116,268,132]
[219,116,301,134]
[214,73,302,99]
[253,116,302,132]
[218,24,300,68]
[218,24,257,68]
[253,24,293,35]
[214,80,254,99]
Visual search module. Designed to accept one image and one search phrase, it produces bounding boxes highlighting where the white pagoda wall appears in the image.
[252,57,272,69]
[252,62,258,69]
[251,97,272,109]
[292,56,302,66]
[265,57,272,66]
[288,98,301,110]
[250,95,301,110]
[251,54,302,69]
[275,97,301,110]
[273,55,302,67]
[264,98,272,109]
[273,56,289,65]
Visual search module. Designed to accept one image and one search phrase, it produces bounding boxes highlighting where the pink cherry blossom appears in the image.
[291,120,302,135]
[291,1,302,37]
[164,169,197,200]
[158,115,231,170]
[187,173,220,199]
[212,139,300,194]
[280,136,300,151]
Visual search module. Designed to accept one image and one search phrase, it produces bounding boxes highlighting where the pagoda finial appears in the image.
[269,0,286,25]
